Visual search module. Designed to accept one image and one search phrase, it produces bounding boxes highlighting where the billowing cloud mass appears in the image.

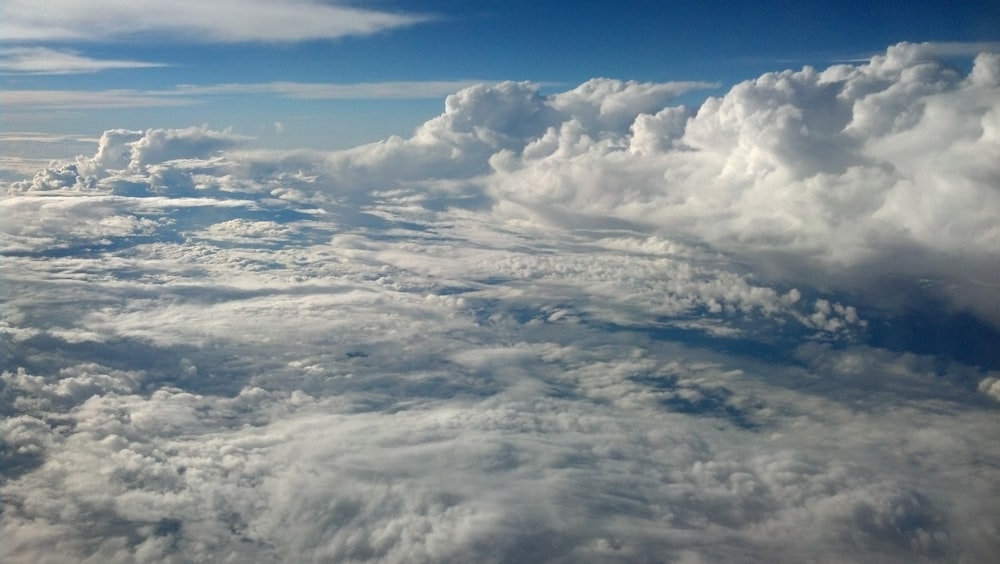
[3,43,1000,563]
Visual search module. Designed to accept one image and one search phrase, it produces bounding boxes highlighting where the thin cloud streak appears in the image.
[0,47,169,74]
[0,0,430,43]
[0,81,522,111]
[172,81,525,100]
[0,90,199,110]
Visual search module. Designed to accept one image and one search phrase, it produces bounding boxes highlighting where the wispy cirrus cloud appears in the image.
[0,0,429,43]
[0,47,168,74]
[0,90,198,111]
[0,80,516,111]
[172,81,510,100]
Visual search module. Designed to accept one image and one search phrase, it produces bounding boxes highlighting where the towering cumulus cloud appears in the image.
[2,43,999,562]
[487,44,1000,326]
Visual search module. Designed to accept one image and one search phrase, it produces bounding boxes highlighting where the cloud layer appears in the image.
[3,43,1000,563]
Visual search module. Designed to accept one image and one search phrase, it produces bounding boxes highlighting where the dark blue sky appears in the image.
[362,0,999,81]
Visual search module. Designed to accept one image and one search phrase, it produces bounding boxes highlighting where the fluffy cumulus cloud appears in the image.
[481,45,1000,324]
[3,43,1000,563]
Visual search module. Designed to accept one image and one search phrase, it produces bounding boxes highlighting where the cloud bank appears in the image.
[296,41,1000,326]
[3,43,999,563]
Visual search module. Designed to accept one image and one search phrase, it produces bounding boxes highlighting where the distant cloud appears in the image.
[0,133,100,184]
[172,80,508,100]
[0,81,511,112]
[0,132,94,142]
[0,89,198,110]
[833,40,1000,62]
[0,0,429,43]
[0,47,168,74]
[123,126,252,169]
[920,41,1000,57]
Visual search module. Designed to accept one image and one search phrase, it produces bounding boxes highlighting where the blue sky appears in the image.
[3,0,998,150]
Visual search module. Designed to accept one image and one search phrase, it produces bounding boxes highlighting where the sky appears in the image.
[3,2,1000,563]
[2,0,999,154]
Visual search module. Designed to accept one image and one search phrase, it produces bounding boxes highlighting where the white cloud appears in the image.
[0,47,167,74]
[836,41,1000,63]
[0,133,99,144]
[173,80,507,100]
[126,126,251,168]
[0,81,514,113]
[3,341,998,561]
[473,44,1000,325]
[0,133,101,183]
[4,43,1000,562]
[1,0,428,43]
[551,79,719,133]
[0,89,198,110]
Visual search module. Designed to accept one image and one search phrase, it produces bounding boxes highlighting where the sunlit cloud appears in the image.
[1,0,430,43]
